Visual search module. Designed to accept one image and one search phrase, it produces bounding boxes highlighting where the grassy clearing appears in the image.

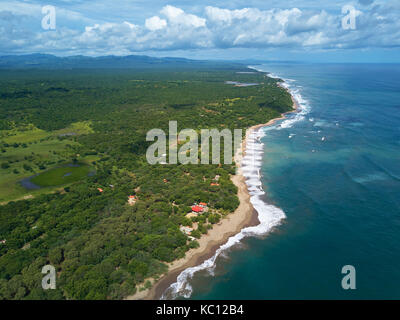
[1,126,49,144]
[0,122,94,202]
[55,121,94,136]
[0,141,76,202]
[30,164,92,187]
[80,154,101,164]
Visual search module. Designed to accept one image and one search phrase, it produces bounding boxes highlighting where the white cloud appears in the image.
[1,2,400,55]
[160,5,184,20]
[161,5,206,28]
[145,16,167,31]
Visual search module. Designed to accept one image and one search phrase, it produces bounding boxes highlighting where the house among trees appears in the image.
[179,226,193,235]
[199,202,209,212]
[191,202,209,215]
[128,195,137,206]
[191,205,203,214]
[97,188,104,193]
[0,239,6,245]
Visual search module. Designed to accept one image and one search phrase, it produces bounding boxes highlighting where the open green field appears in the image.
[1,121,93,143]
[54,121,94,136]
[0,123,94,203]
[30,164,92,187]
[1,126,49,144]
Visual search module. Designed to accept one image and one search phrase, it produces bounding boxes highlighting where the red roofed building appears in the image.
[199,202,207,207]
[191,205,204,213]
[128,195,137,206]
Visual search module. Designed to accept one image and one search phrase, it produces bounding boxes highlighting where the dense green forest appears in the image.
[0,65,292,299]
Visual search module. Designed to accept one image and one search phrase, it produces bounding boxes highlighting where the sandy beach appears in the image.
[127,83,299,301]
[127,161,259,300]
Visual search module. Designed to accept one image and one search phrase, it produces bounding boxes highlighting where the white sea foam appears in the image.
[250,66,311,130]
[353,172,389,184]
[160,65,310,300]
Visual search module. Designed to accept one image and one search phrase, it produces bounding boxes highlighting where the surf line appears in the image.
[161,130,287,299]
[161,69,308,300]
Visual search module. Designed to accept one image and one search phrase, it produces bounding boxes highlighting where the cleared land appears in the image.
[30,164,92,187]
[0,122,94,202]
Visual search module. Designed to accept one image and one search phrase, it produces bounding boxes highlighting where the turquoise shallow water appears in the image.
[185,63,400,299]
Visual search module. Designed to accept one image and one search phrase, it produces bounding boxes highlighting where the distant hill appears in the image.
[0,54,245,70]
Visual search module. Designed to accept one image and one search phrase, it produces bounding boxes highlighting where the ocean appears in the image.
[165,63,400,300]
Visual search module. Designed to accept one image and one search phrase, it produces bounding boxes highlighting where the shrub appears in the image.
[1,162,10,169]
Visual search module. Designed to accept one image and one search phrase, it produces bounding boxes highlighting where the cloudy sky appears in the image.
[1,0,399,62]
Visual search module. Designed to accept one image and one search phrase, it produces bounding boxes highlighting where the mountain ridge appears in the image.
[0,53,245,69]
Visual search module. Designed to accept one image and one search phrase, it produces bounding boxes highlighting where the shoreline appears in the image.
[127,78,299,301]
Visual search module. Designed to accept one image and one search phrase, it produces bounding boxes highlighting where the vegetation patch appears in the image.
[30,164,92,187]
[1,125,49,144]
[55,121,94,136]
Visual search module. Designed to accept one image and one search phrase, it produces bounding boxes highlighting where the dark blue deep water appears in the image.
[189,63,400,299]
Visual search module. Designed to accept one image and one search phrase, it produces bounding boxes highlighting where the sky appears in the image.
[0,0,399,62]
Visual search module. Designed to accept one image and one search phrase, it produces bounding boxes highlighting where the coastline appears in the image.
[127,165,259,300]
[127,78,299,301]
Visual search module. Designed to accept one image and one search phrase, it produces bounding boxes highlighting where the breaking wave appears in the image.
[264,70,310,129]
